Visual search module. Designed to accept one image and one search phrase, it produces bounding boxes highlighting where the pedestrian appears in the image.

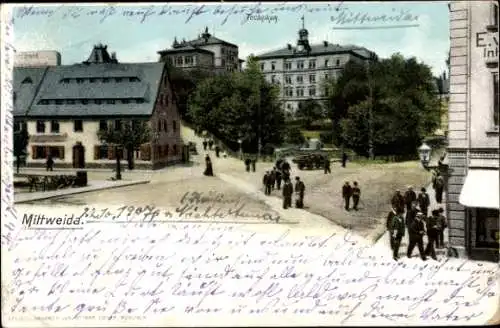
[269,168,276,190]
[405,201,419,234]
[263,171,271,195]
[282,178,293,209]
[391,190,405,214]
[281,160,291,175]
[390,210,405,261]
[342,181,352,211]
[437,207,447,248]
[341,152,348,168]
[404,186,417,212]
[352,181,361,211]
[203,154,214,176]
[294,176,305,208]
[424,210,440,260]
[417,187,430,217]
[46,154,54,171]
[276,158,284,171]
[202,140,208,151]
[215,145,220,158]
[251,158,256,172]
[407,213,427,260]
[245,158,251,172]
[386,207,398,250]
[275,168,282,190]
[208,139,214,150]
[434,174,444,204]
[324,157,331,174]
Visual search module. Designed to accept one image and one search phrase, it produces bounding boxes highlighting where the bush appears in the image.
[320,131,334,144]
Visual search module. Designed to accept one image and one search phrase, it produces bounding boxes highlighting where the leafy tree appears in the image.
[188,55,285,154]
[285,126,306,145]
[97,120,150,179]
[296,98,325,129]
[13,127,29,173]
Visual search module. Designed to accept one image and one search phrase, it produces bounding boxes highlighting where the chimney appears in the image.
[323,41,328,47]
[287,44,292,50]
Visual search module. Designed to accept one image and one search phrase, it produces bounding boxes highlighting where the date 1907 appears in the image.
[76,205,161,223]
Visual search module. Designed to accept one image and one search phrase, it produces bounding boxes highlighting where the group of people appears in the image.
[387,185,447,261]
[341,181,361,211]
[260,159,306,209]
[202,139,221,157]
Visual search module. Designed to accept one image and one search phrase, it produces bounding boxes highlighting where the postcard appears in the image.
[1,1,499,327]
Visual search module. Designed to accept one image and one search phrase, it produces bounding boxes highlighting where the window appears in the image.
[76,78,84,84]
[285,76,292,84]
[173,144,178,155]
[115,78,123,82]
[61,78,70,84]
[260,63,265,71]
[271,75,276,83]
[284,87,293,97]
[221,59,226,66]
[296,75,303,84]
[173,120,177,132]
[55,99,63,105]
[309,86,316,97]
[336,59,340,66]
[14,121,20,132]
[308,60,316,69]
[325,73,330,80]
[176,57,183,65]
[271,62,276,70]
[284,62,292,70]
[99,120,108,131]
[21,77,33,84]
[114,120,122,131]
[95,99,102,104]
[296,87,304,97]
[297,61,304,69]
[122,99,130,104]
[324,59,329,67]
[137,99,144,104]
[129,77,140,82]
[107,99,115,104]
[99,144,108,159]
[50,120,60,133]
[74,120,83,132]
[89,78,96,83]
[48,146,64,159]
[40,100,49,105]
[494,72,499,128]
[221,48,226,55]
[103,78,110,83]
[82,99,89,105]
[475,209,499,248]
[36,120,45,133]
[309,74,316,83]
[33,146,46,159]
[67,99,75,104]
[163,120,168,132]
[157,120,162,131]
[185,56,193,65]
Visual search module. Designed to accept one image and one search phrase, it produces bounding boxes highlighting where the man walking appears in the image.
[341,152,348,168]
[282,178,293,209]
[391,190,405,215]
[208,139,214,150]
[390,210,405,261]
[251,158,256,172]
[352,181,361,211]
[294,176,305,208]
[404,186,417,213]
[406,201,418,233]
[269,168,277,191]
[342,181,352,211]
[386,207,398,251]
[263,171,271,195]
[245,158,251,172]
[275,168,282,190]
[425,210,440,260]
[437,207,447,248]
[417,187,430,217]
[215,145,221,158]
[324,157,331,174]
[202,139,208,151]
[434,173,445,204]
[407,213,427,261]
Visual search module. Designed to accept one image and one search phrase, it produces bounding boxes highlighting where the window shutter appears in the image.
[60,147,65,160]
[32,146,36,159]
[94,145,99,160]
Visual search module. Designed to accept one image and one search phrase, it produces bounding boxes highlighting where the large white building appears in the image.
[15,50,61,67]
[446,1,499,262]
[254,19,376,115]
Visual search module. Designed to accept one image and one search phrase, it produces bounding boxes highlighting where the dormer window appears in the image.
[40,100,49,105]
[76,78,84,84]
[82,99,89,105]
[129,77,140,82]
[67,99,75,104]
[116,78,123,82]
[122,99,130,104]
[107,99,115,104]
[21,77,33,84]
[55,100,64,105]
[89,78,96,83]
[136,98,144,104]
[103,78,110,83]
[61,78,70,84]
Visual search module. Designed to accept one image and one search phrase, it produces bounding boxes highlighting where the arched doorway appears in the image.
[72,142,85,168]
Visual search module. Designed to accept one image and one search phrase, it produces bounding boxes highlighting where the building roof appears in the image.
[13,67,48,116]
[157,45,215,56]
[255,42,375,60]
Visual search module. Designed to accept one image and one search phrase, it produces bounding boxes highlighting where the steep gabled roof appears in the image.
[13,67,48,116]
[255,42,375,60]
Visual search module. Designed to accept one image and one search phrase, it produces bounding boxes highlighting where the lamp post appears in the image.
[238,138,242,160]
[418,142,432,170]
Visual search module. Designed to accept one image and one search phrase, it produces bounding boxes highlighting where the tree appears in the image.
[188,55,285,154]
[285,126,306,145]
[97,120,150,179]
[296,98,325,129]
[14,127,29,173]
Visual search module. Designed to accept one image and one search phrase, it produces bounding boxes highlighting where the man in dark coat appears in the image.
[424,210,440,260]
[407,213,427,260]
[208,139,214,150]
[324,157,331,174]
[202,140,208,151]
[341,152,348,168]
[46,155,54,171]
[342,181,352,211]
[245,158,251,172]
[251,158,256,172]
[386,208,398,250]
[215,145,220,157]
[263,171,271,195]
[203,154,214,176]
[417,187,430,217]
[390,211,405,261]
[294,176,305,208]
[269,168,276,190]
[405,201,419,232]
[275,168,282,190]
[281,160,291,174]
[282,178,293,209]
[404,186,417,212]
[391,190,405,214]
[437,207,447,249]
[434,174,444,204]
[352,181,361,211]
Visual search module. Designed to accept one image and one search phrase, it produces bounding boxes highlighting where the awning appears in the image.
[459,169,500,209]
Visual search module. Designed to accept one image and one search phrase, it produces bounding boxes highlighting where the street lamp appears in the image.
[238,138,243,159]
[418,142,432,169]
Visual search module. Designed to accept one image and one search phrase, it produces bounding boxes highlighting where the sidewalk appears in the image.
[15,179,150,204]
[374,183,448,258]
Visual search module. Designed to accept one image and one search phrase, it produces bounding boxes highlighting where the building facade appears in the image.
[13,44,183,170]
[15,50,61,67]
[254,20,376,115]
[447,1,499,262]
[157,27,243,74]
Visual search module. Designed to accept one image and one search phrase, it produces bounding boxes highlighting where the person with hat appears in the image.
[437,207,447,248]
[390,209,406,261]
[424,210,441,260]
[391,190,405,215]
[294,176,305,208]
[407,212,427,260]
[263,171,272,195]
[404,186,417,213]
[282,178,294,209]
[417,187,431,218]
[342,181,353,211]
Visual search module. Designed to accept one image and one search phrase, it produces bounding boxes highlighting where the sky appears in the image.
[11,2,450,75]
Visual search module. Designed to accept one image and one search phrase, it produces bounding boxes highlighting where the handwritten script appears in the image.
[2,206,498,326]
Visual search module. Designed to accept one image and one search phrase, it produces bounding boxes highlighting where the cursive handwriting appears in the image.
[3,207,498,326]
[330,7,419,26]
